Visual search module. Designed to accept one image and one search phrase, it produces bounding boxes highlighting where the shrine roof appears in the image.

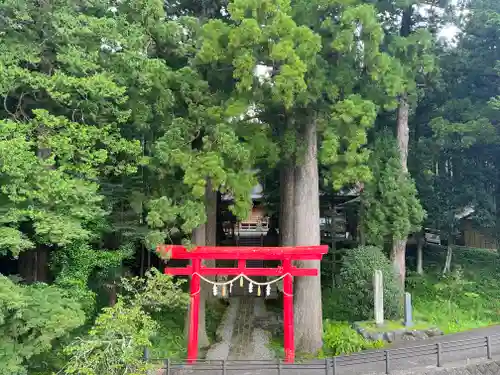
[156,245,328,260]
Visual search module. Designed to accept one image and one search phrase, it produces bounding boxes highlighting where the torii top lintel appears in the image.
[156,245,328,261]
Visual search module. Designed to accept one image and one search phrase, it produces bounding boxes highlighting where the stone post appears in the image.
[404,292,413,327]
[374,270,384,326]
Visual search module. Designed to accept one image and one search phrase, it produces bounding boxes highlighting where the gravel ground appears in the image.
[250,328,275,360]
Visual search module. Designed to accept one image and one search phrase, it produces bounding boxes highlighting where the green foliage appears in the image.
[411,0,500,238]
[0,0,497,367]
[197,0,321,108]
[362,133,425,244]
[323,321,384,356]
[63,301,155,375]
[51,242,135,314]
[407,246,500,334]
[62,269,188,375]
[0,0,142,256]
[149,310,186,360]
[120,268,189,312]
[150,299,227,359]
[0,276,85,375]
[337,246,402,320]
[320,95,377,190]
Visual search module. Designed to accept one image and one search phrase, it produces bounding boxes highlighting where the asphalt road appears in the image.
[162,325,500,375]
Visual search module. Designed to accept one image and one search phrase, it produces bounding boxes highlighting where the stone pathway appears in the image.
[206,297,275,361]
[204,298,240,361]
[167,297,275,375]
[228,297,257,359]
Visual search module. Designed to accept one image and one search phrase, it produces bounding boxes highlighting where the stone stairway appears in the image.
[235,236,264,246]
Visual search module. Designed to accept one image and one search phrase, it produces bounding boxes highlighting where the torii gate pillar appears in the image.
[158,245,327,363]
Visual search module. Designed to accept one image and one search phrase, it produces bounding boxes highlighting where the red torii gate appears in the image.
[157,244,327,364]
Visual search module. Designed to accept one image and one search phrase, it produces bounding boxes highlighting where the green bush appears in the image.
[337,246,402,320]
[62,269,188,375]
[322,288,354,321]
[323,321,384,356]
[0,276,85,375]
[150,309,186,360]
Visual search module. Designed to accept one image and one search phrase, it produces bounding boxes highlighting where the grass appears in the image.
[356,320,434,333]
[268,337,285,358]
[407,246,500,334]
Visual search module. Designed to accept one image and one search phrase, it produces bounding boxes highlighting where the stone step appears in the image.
[235,236,264,246]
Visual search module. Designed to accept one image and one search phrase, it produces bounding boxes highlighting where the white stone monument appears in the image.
[373,269,384,326]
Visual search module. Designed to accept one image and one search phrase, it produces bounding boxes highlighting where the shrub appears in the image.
[322,288,354,321]
[0,276,85,375]
[323,321,384,356]
[338,246,402,320]
[62,269,188,375]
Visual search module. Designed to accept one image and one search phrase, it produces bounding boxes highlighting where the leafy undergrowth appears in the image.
[150,299,228,360]
[323,321,385,356]
[268,321,385,359]
[408,246,500,334]
[206,299,229,341]
[149,309,186,360]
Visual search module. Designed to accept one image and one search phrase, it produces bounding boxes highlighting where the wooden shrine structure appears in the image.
[157,245,328,363]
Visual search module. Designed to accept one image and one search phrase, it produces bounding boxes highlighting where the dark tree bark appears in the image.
[293,120,323,354]
[279,164,295,247]
[205,179,217,247]
[185,220,210,349]
[204,180,218,305]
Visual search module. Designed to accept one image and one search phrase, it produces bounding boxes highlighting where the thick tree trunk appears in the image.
[18,250,35,283]
[391,239,406,286]
[416,232,424,275]
[18,247,49,283]
[204,180,217,303]
[393,95,410,288]
[36,247,49,282]
[392,3,413,287]
[442,236,453,275]
[397,97,410,174]
[185,222,210,349]
[108,284,117,306]
[293,121,323,355]
[205,180,217,247]
[280,164,295,247]
[358,203,366,246]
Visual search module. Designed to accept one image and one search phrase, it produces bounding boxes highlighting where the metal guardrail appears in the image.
[147,334,500,375]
